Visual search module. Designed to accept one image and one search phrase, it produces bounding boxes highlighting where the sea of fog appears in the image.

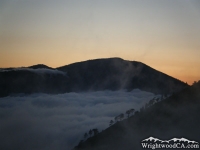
[0,89,159,150]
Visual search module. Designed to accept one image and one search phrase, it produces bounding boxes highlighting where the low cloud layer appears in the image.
[0,68,66,75]
[0,89,157,150]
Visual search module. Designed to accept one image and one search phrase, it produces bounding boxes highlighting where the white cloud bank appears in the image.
[0,89,158,150]
[0,68,66,75]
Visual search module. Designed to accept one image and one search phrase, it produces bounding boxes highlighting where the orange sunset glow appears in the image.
[1,0,200,85]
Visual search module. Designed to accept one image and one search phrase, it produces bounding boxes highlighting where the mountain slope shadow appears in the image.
[74,81,200,150]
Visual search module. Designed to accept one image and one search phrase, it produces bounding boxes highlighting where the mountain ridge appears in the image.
[73,81,200,150]
[56,57,187,93]
[0,57,188,97]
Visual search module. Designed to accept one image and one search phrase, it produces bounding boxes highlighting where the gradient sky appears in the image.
[0,0,200,84]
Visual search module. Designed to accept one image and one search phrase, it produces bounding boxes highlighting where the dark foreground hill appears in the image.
[0,58,187,97]
[74,81,200,150]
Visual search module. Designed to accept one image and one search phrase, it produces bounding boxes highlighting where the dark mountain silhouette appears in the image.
[0,66,68,97]
[0,58,187,97]
[28,64,54,69]
[57,58,187,94]
[74,81,200,150]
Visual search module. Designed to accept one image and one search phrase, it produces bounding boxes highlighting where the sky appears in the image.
[0,89,158,150]
[0,0,200,84]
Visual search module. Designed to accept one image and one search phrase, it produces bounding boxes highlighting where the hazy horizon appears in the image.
[0,57,196,85]
[1,0,200,84]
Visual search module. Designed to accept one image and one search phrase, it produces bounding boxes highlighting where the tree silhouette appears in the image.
[89,129,92,137]
[140,106,145,112]
[126,110,131,118]
[126,108,135,118]
[193,81,197,85]
[129,109,135,116]
[149,99,155,106]
[92,128,99,136]
[114,116,119,122]
[135,111,139,115]
[119,113,124,121]
[84,132,88,139]
[156,98,159,102]
[109,120,114,126]
[145,103,149,109]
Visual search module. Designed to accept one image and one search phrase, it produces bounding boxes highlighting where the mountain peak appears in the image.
[57,57,187,94]
[28,64,53,69]
[0,58,188,97]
